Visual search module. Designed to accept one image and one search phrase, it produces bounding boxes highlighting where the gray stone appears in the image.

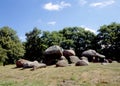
[44,45,63,56]
[56,60,68,67]
[82,49,105,58]
[43,45,63,65]
[16,59,31,68]
[75,60,89,66]
[63,49,75,57]
[69,56,80,63]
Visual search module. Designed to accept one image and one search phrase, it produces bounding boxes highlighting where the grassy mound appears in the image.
[0,63,120,86]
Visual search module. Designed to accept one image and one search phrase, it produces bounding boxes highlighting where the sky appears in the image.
[0,0,120,41]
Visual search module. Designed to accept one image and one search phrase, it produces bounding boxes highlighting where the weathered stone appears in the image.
[75,60,89,66]
[56,60,68,67]
[16,59,30,68]
[81,49,105,62]
[43,45,63,65]
[32,62,46,70]
[112,61,118,63]
[44,45,63,56]
[16,59,46,70]
[82,49,105,58]
[69,56,80,63]
[23,61,37,68]
[22,60,47,70]
[63,50,75,57]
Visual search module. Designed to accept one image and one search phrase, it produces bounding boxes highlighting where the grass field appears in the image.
[0,63,120,86]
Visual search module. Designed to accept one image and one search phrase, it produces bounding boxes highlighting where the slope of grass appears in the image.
[0,63,120,86]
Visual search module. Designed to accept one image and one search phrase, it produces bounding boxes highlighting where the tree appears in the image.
[60,27,96,56]
[60,39,74,49]
[24,27,46,61]
[0,26,25,64]
[41,31,64,47]
[0,45,7,65]
[96,22,120,61]
[59,27,75,49]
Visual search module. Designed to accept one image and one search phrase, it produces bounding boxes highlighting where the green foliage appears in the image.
[0,26,25,64]
[0,63,120,86]
[60,39,74,49]
[24,28,47,61]
[0,45,7,63]
[60,27,96,56]
[41,31,65,47]
[96,22,120,61]
[25,27,96,61]
[1,22,120,63]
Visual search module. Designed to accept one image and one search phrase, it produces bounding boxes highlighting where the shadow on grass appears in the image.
[11,66,34,71]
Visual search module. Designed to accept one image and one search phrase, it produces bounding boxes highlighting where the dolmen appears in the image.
[82,49,105,62]
[16,59,46,70]
[43,45,90,67]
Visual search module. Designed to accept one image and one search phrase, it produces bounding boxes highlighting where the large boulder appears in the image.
[23,61,36,68]
[32,63,46,70]
[23,60,47,70]
[69,56,80,64]
[56,60,68,67]
[44,45,63,56]
[63,50,75,57]
[63,49,76,63]
[43,45,63,65]
[81,49,105,62]
[16,59,30,68]
[75,60,89,66]
[82,49,105,58]
[16,59,46,70]
[32,61,46,69]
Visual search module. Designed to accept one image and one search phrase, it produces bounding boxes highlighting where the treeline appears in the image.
[0,22,120,65]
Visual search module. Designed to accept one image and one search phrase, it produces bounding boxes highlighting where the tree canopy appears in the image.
[60,27,96,56]
[96,22,120,61]
[0,22,120,65]
[0,26,24,65]
[24,28,47,61]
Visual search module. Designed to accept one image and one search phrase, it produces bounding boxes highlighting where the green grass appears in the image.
[0,63,120,86]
